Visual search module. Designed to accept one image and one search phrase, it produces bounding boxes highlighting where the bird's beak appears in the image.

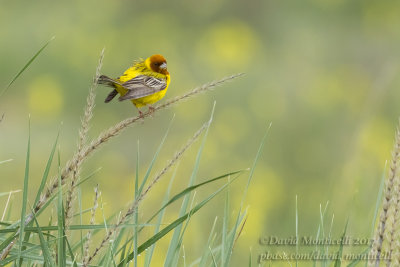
[159,62,167,70]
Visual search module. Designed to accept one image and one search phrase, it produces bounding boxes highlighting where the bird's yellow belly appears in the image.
[131,89,167,108]
[114,84,167,108]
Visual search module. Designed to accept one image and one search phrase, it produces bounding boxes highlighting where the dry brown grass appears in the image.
[370,120,400,267]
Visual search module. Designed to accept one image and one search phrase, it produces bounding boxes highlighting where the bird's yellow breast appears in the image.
[116,64,170,108]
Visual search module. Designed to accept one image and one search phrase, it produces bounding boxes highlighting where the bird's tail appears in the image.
[98,75,122,103]
[105,89,118,103]
[97,75,120,87]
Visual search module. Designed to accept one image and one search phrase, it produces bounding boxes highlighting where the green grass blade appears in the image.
[1,36,55,97]
[114,170,243,257]
[144,166,178,267]
[346,247,370,267]
[78,188,84,259]
[326,213,334,266]
[98,196,111,266]
[119,240,127,265]
[75,167,102,187]
[17,117,31,266]
[199,217,218,267]
[65,237,78,267]
[18,130,60,266]
[71,212,119,253]
[72,207,92,218]
[28,191,58,224]
[0,232,18,253]
[5,192,58,232]
[121,234,134,267]
[30,206,55,267]
[371,163,386,237]
[249,248,252,267]
[295,195,298,267]
[34,130,59,206]
[118,178,233,267]
[108,226,126,265]
[6,170,73,232]
[320,202,329,267]
[1,243,46,265]
[223,208,246,267]
[57,149,66,267]
[0,224,153,234]
[223,124,271,266]
[210,247,218,267]
[134,140,140,267]
[221,180,230,266]
[334,219,349,267]
[138,116,174,195]
[165,104,215,266]
[46,215,53,254]
[147,170,243,225]
[347,164,387,267]
[171,192,197,266]
[0,238,64,266]
[241,122,271,203]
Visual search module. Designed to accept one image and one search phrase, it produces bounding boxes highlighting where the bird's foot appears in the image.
[138,110,144,118]
[148,106,155,116]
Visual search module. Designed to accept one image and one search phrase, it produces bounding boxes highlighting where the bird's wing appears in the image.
[118,75,167,101]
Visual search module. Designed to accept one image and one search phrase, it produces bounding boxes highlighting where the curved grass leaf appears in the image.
[17,118,30,266]
[118,177,235,267]
[1,36,55,97]
[144,165,178,267]
[334,219,349,267]
[223,123,271,266]
[30,207,55,267]
[57,149,67,267]
[165,104,214,266]
[114,170,244,257]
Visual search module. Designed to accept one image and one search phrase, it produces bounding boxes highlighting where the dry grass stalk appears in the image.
[233,213,248,250]
[85,121,209,265]
[82,185,100,265]
[369,123,400,267]
[31,73,242,220]
[0,241,13,260]
[65,48,104,230]
[0,70,242,258]
[390,204,400,265]
[386,163,400,266]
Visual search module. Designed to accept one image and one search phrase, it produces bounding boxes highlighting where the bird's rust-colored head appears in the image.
[146,54,169,75]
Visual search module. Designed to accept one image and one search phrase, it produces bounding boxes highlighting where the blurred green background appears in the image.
[1,0,400,266]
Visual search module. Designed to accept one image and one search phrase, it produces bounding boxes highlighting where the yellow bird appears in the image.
[98,54,171,115]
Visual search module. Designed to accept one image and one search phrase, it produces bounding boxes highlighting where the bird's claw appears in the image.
[138,110,144,118]
[148,106,155,116]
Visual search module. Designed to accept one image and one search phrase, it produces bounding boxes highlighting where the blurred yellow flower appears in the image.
[197,20,259,72]
[28,75,63,117]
